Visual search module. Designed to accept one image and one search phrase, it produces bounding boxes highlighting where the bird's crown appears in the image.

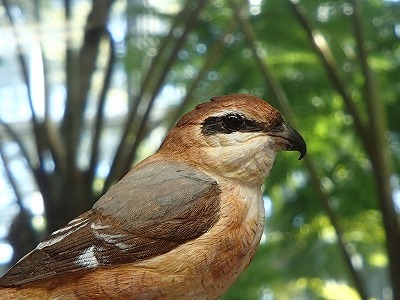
[176,94,284,130]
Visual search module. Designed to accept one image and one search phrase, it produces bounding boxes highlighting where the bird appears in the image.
[0,94,306,299]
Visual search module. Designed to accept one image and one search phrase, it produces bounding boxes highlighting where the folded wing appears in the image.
[0,161,221,286]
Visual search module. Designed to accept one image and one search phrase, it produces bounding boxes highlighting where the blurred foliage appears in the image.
[0,0,399,299]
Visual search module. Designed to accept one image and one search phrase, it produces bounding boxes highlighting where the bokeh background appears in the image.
[0,0,399,299]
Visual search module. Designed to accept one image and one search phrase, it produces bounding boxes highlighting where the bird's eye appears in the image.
[222,114,245,132]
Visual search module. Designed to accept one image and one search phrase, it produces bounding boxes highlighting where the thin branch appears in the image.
[0,139,37,266]
[0,122,41,265]
[32,0,66,174]
[44,123,67,174]
[351,0,377,127]
[62,0,114,172]
[0,119,54,243]
[63,0,74,171]
[102,3,190,193]
[88,30,115,193]
[168,20,238,129]
[0,119,52,216]
[0,120,36,180]
[103,0,208,192]
[304,161,368,300]
[0,137,25,209]
[230,1,369,298]
[286,0,373,157]
[103,0,197,192]
[120,0,209,178]
[229,0,292,114]
[3,0,46,169]
[351,1,400,298]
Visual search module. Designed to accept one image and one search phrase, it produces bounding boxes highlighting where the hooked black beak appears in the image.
[280,124,307,160]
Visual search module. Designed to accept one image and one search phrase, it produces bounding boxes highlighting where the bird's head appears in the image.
[158,94,306,185]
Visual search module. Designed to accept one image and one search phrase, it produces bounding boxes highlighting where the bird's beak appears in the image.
[279,124,307,160]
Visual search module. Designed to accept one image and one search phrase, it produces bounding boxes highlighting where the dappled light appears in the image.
[0,0,399,299]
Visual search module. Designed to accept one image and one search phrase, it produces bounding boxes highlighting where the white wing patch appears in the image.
[94,231,126,244]
[90,223,111,230]
[75,246,100,268]
[37,218,89,249]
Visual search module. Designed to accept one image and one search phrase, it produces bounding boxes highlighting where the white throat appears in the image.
[202,132,277,185]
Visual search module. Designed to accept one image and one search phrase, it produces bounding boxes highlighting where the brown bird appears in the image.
[0,94,306,299]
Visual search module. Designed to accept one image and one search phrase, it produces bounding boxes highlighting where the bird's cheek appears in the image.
[203,135,222,148]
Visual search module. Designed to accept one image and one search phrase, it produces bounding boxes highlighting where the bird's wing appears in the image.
[0,161,221,287]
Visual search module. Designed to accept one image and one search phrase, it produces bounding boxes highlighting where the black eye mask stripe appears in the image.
[201,114,281,136]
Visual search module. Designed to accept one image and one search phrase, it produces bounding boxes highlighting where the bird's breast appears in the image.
[118,181,266,299]
[206,182,265,286]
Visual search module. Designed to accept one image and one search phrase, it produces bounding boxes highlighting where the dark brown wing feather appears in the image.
[0,161,221,287]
